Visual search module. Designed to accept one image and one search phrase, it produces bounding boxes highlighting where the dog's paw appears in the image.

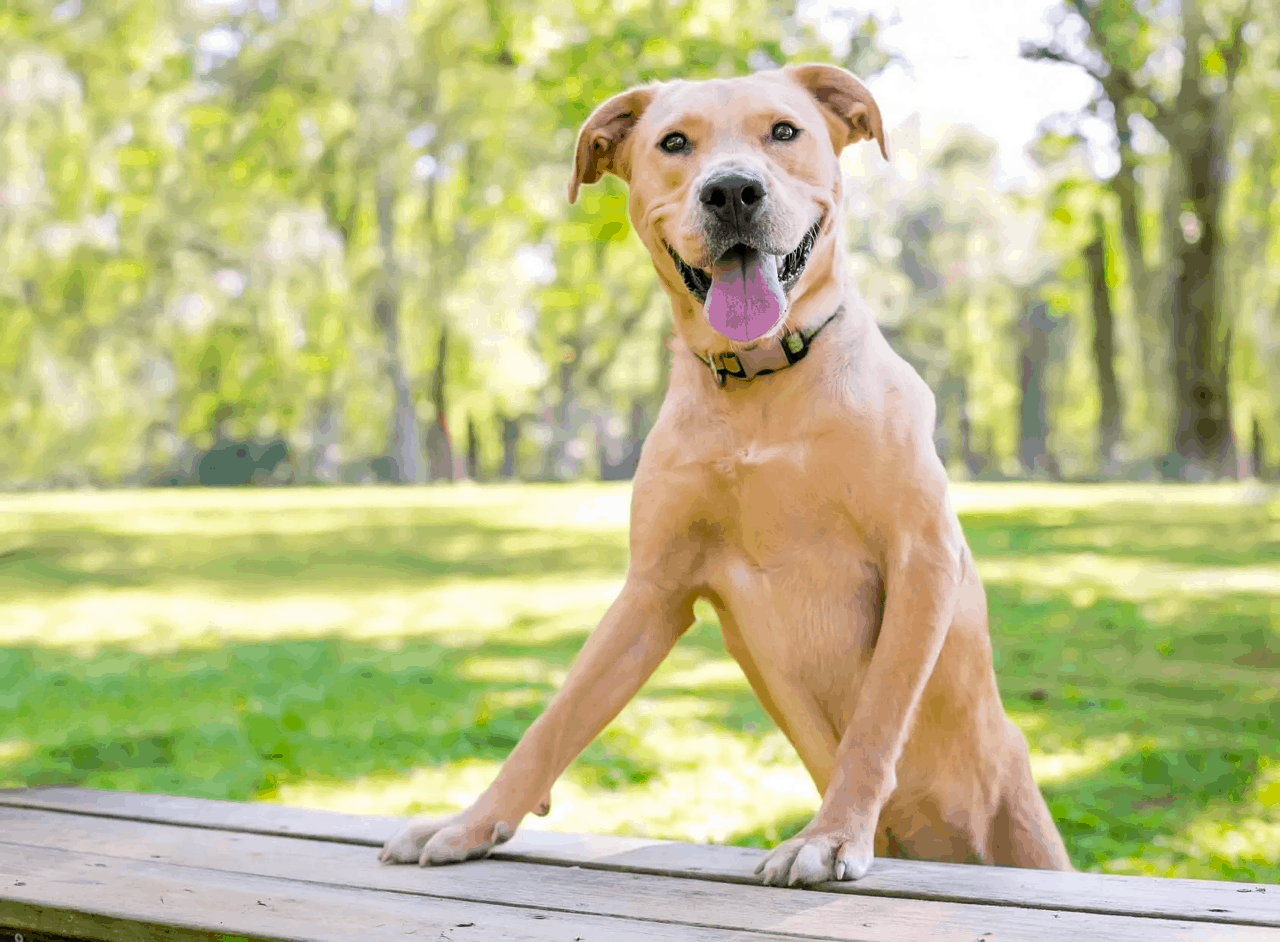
[754,824,874,887]
[419,819,516,866]
[380,813,515,867]
[379,815,456,864]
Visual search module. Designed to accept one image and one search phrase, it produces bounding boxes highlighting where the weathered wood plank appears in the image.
[0,787,396,846]
[552,839,1280,928]
[0,842,804,942]
[2,787,1274,928]
[1,807,1272,941]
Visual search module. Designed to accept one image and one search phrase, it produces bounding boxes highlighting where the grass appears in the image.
[1,481,1277,881]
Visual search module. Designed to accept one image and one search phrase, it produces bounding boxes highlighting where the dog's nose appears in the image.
[699,171,767,229]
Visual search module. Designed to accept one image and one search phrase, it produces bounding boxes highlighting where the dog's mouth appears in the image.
[665,217,823,305]
[664,217,823,342]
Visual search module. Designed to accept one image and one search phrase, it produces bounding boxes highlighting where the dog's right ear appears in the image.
[784,63,888,160]
[568,86,658,204]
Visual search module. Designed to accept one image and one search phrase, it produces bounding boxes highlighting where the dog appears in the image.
[380,63,1073,886]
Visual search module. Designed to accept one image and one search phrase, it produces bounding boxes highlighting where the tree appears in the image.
[1023,0,1259,477]
[1083,210,1123,473]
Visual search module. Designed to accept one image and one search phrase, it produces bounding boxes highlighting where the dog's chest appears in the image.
[694,430,882,622]
[697,433,855,564]
[699,508,885,719]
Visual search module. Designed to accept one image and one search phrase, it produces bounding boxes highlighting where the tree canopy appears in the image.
[0,0,1274,485]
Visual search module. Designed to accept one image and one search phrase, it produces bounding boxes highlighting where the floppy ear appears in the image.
[784,63,889,160]
[568,86,658,204]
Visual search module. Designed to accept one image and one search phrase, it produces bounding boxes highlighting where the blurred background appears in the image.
[1,0,1276,486]
[1,0,1277,884]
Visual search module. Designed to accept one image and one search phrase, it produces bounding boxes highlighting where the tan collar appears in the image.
[693,306,844,388]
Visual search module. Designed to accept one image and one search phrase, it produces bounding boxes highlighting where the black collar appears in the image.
[693,306,844,388]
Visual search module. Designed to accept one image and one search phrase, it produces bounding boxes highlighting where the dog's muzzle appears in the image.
[666,216,822,304]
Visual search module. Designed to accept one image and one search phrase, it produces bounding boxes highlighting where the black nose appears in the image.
[699,171,767,229]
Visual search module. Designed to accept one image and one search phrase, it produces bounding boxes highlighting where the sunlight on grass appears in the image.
[1028,733,1144,786]
[3,481,1278,880]
[276,695,816,846]
[0,740,35,764]
[0,577,623,654]
[1102,760,1280,879]
[980,555,1280,604]
[459,656,566,687]
[949,481,1278,514]
[647,659,752,691]
[0,483,635,536]
[276,758,506,820]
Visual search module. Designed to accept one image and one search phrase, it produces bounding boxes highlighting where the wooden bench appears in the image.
[1,787,1275,941]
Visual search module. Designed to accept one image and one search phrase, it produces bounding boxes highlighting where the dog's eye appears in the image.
[771,122,799,142]
[660,132,689,154]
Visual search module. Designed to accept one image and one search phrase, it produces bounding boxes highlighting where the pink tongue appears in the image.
[705,248,785,342]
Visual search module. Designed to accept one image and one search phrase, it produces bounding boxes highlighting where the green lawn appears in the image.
[1,482,1277,881]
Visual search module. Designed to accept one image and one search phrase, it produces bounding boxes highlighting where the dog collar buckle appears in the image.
[696,305,843,388]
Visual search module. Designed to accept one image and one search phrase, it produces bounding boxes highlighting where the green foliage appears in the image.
[1,0,1275,482]
[0,0,897,484]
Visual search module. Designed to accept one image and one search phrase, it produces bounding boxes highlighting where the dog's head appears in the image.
[569,64,887,344]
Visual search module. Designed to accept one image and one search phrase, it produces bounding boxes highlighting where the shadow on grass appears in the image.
[0,520,630,595]
[0,543,145,590]
[0,632,620,799]
[963,503,1280,568]
[1044,745,1263,875]
[0,615,770,804]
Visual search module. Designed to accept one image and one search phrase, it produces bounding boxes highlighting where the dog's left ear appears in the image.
[784,63,889,160]
[569,86,658,204]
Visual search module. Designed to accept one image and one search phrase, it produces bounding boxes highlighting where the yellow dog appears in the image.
[382,63,1072,886]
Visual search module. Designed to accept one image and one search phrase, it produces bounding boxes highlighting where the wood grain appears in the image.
[1,806,1274,942]
[1,841,804,942]
[1,787,1274,928]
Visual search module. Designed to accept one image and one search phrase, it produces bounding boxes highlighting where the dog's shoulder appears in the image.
[824,315,937,435]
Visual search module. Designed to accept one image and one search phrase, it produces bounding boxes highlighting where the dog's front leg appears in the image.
[381,581,693,866]
[757,511,964,887]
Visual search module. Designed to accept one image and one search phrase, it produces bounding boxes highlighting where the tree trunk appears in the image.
[1250,417,1264,480]
[933,390,952,469]
[497,412,521,480]
[309,397,342,484]
[932,374,961,470]
[956,377,982,477]
[465,414,480,480]
[647,328,674,458]
[1083,213,1123,475]
[1166,99,1236,478]
[622,398,647,479]
[425,323,454,481]
[1108,140,1171,405]
[543,354,579,480]
[375,177,426,484]
[1018,298,1056,477]
[1156,1,1246,479]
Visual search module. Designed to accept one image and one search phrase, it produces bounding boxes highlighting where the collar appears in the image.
[693,305,844,388]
